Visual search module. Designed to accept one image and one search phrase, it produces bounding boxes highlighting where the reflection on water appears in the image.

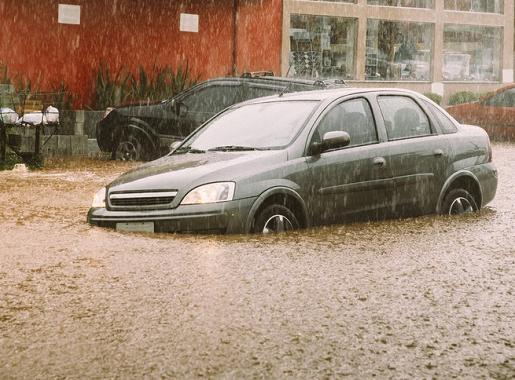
[0,144,514,378]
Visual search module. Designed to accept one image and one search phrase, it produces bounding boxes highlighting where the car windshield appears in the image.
[179,100,319,151]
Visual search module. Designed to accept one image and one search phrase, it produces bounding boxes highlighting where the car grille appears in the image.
[109,191,178,208]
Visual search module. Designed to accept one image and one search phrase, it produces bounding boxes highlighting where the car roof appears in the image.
[238,87,425,104]
[203,75,347,88]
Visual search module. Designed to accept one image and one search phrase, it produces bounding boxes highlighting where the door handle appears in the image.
[373,157,386,167]
[434,149,444,157]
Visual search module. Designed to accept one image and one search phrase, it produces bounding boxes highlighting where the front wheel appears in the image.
[113,130,153,161]
[252,204,300,234]
[441,188,478,216]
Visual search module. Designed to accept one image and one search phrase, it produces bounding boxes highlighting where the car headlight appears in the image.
[91,187,106,208]
[181,182,235,205]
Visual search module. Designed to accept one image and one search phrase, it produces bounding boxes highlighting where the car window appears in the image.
[378,96,432,140]
[485,88,515,107]
[423,100,458,134]
[312,98,378,147]
[181,85,239,113]
[183,101,319,151]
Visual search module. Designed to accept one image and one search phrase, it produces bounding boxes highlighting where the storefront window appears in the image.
[307,0,355,3]
[366,20,433,81]
[368,0,434,8]
[289,14,357,79]
[443,24,502,81]
[444,0,503,13]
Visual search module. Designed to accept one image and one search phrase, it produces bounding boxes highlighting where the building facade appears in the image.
[0,0,513,107]
[282,0,514,102]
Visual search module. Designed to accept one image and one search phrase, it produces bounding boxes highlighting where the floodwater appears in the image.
[0,145,514,379]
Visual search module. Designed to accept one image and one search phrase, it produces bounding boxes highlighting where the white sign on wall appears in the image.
[58,4,81,25]
[180,13,199,33]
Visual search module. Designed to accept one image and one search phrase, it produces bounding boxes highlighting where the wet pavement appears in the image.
[0,145,514,379]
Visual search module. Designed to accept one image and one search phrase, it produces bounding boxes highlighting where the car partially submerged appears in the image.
[88,88,497,234]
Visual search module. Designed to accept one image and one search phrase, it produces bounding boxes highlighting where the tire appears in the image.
[114,130,152,161]
[252,204,300,234]
[441,188,478,216]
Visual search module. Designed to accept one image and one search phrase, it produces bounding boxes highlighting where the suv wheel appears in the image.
[114,131,152,161]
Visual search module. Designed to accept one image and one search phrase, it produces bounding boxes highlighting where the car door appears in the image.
[376,94,451,216]
[305,96,394,225]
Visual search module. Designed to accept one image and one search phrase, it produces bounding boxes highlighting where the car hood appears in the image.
[107,150,288,194]
[115,102,166,118]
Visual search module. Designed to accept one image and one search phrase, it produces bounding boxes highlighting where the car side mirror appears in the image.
[310,131,351,156]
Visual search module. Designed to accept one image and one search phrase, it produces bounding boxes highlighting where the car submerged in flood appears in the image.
[88,88,497,234]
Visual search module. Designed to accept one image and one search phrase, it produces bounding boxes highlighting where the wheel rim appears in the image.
[262,214,294,234]
[116,140,140,161]
[449,197,474,215]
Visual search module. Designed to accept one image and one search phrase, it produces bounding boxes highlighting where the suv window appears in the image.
[313,98,378,147]
[423,101,457,134]
[378,96,432,140]
[243,85,282,101]
[181,84,240,114]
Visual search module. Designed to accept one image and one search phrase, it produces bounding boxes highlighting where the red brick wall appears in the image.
[0,0,282,108]
[236,0,283,74]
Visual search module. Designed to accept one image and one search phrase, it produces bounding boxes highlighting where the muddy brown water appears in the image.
[0,145,514,378]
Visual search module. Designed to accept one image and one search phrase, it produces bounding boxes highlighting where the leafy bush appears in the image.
[0,151,22,171]
[448,91,479,105]
[93,63,199,110]
[423,92,442,105]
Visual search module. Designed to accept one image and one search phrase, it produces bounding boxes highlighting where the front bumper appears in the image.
[87,197,257,234]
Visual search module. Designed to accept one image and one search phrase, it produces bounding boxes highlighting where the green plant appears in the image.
[423,92,442,105]
[129,63,199,105]
[92,62,199,110]
[448,91,479,106]
[0,62,11,85]
[0,151,22,171]
[50,81,75,110]
[93,63,133,110]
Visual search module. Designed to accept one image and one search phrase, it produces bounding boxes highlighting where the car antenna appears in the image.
[279,63,295,97]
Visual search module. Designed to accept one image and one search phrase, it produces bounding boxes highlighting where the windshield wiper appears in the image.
[174,146,206,154]
[207,145,260,152]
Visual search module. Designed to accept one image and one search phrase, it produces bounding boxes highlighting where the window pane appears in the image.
[290,14,357,80]
[444,0,503,14]
[366,20,433,81]
[424,101,458,133]
[315,98,378,147]
[443,24,502,81]
[378,96,432,139]
[368,0,433,9]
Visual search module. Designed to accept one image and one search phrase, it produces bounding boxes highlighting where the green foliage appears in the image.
[448,91,480,106]
[0,62,11,85]
[0,151,22,171]
[93,63,133,111]
[423,92,442,105]
[50,81,75,110]
[93,62,199,110]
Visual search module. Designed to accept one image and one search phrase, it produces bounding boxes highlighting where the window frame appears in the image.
[376,94,436,141]
[308,96,380,153]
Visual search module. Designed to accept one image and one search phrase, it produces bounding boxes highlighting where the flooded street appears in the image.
[0,145,514,378]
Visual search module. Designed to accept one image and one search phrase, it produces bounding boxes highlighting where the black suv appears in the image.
[96,73,345,161]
